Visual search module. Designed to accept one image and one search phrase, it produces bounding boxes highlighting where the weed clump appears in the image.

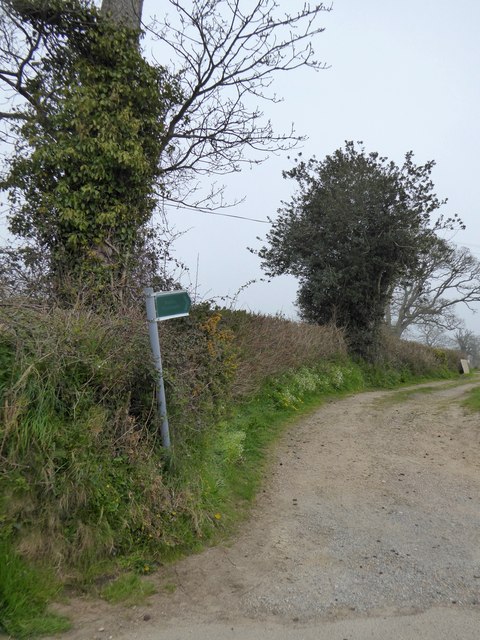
[100,573,156,605]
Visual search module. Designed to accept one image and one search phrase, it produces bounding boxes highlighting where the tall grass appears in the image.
[0,538,70,638]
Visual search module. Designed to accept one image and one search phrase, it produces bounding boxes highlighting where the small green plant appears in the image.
[0,538,70,638]
[163,583,177,594]
[100,573,156,605]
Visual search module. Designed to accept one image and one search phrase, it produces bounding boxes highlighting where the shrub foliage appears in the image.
[258,142,463,357]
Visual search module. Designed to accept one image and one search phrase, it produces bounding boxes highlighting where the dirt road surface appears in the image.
[51,378,480,640]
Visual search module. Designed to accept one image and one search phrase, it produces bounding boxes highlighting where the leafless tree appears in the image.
[147,2,329,182]
[385,241,480,338]
[0,0,331,207]
[454,328,480,367]
[411,324,452,348]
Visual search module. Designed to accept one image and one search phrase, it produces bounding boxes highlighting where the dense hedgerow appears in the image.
[0,300,459,568]
[0,300,236,571]
[220,309,347,397]
[0,298,460,636]
[364,328,459,384]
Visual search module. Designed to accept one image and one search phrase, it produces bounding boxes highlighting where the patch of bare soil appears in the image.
[48,377,480,640]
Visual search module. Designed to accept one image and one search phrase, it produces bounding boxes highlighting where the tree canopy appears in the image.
[258,142,462,357]
[0,0,331,302]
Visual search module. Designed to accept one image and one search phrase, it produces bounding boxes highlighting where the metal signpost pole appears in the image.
[144,287,171,449]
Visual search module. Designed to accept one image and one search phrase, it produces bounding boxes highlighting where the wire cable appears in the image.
[167,207,270,224]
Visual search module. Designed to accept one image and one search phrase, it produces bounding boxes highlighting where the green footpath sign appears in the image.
[154,290,191,321]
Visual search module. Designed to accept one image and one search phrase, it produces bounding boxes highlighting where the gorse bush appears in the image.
[160,307,237,450]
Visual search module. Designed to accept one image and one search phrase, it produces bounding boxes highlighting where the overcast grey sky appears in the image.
[146,0,480,330]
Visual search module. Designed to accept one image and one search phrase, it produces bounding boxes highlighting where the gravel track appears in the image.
[48,377,480,640]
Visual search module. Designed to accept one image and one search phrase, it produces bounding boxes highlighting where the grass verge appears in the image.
[100,573,156,606]
[463,385,480,412]
[2,359,461,637]
[0,538,70,638]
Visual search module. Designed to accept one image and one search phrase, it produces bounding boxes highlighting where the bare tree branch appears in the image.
[0,3,46,130]
[1,0,330,208]
[453,328,480,366]
[386,241,480,337]
[0,1,100,141]
[143,0,330,200]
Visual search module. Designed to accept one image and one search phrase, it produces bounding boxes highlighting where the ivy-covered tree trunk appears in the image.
[3,2,176,304]
[2,0,330,304]
[101,0,143,30]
